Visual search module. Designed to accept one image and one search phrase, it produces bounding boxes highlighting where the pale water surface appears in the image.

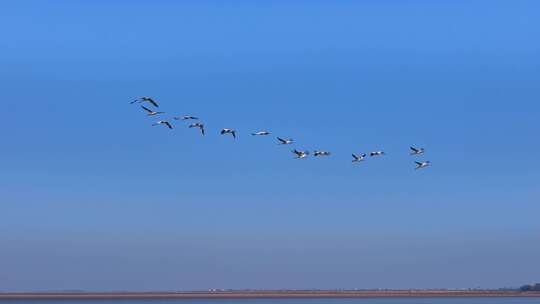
[1,298,539,304]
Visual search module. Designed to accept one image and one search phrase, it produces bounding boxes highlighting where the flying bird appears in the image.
[189,123,205,136]
[251,131,270,136]
[292,149,309,159]
[410,146,425,155]
[352,153,366,162]
[277,137,294,145]
[152,120,173,129]
[415,161,431,170]
[313,151,331,157]
[220,128,237,138]
[370,151,385,157]
[141,106,164,116]
[174,116,199,121]
[132,96,159,108]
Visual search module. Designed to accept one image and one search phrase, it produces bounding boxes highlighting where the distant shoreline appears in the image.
[1,290,540,299]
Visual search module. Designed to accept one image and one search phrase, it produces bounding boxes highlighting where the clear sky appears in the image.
[1,0,539,292]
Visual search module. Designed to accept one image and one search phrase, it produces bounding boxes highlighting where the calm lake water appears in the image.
[1,299,539,304]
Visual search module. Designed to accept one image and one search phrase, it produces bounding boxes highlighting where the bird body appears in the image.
[292,149,309,159]
[152,120,173,129]
[415,161,431,170]
[174,116,199,121]
[352,153,366,162]
[220,128,237,138]
[410,146,425,155]
[370,151,385,157]
[277,137,294,145]
[252,131,270,136]
[141,105,164,116]
[132,96,159,107]
[189,123,205,136]
[314,150,331,157]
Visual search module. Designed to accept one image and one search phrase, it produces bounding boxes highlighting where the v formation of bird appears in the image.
[131,97,431,170]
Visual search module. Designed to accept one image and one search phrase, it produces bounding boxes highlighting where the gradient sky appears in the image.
[1,0,539,291]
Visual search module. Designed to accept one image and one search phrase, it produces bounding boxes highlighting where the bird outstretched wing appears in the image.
[147,98,159,107]
[141,105,153,113]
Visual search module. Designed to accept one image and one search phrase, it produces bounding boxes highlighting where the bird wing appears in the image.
[415,161,422,166]
[141,105,153,113]
[277,137,286,144]
[201,126,205,136]
[232,131,236,138]
[148,98,159,107]
[352,154,358,159]
[164,122,173,129]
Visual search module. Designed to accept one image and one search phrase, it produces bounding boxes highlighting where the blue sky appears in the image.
[1,0,539,291]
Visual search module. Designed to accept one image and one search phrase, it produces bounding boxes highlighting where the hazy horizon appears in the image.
[1,0,539,292]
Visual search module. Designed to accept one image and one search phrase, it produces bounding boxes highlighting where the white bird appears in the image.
[352,153,366,162]
[277,137,294,145]
[415,161,431,170]
[141,105,165,116]
[132,96,159,108]
[220,128,237,138]
[251,131,270,136]
[314,150,331,157]
[189,122,205,136]
[370,151,385,157]
[152,120,173,129]
[174,115,199,121]
[410,146,425,155]
[292,149,309,159]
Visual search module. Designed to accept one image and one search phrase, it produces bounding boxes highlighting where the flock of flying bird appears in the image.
[131,96,431,170]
